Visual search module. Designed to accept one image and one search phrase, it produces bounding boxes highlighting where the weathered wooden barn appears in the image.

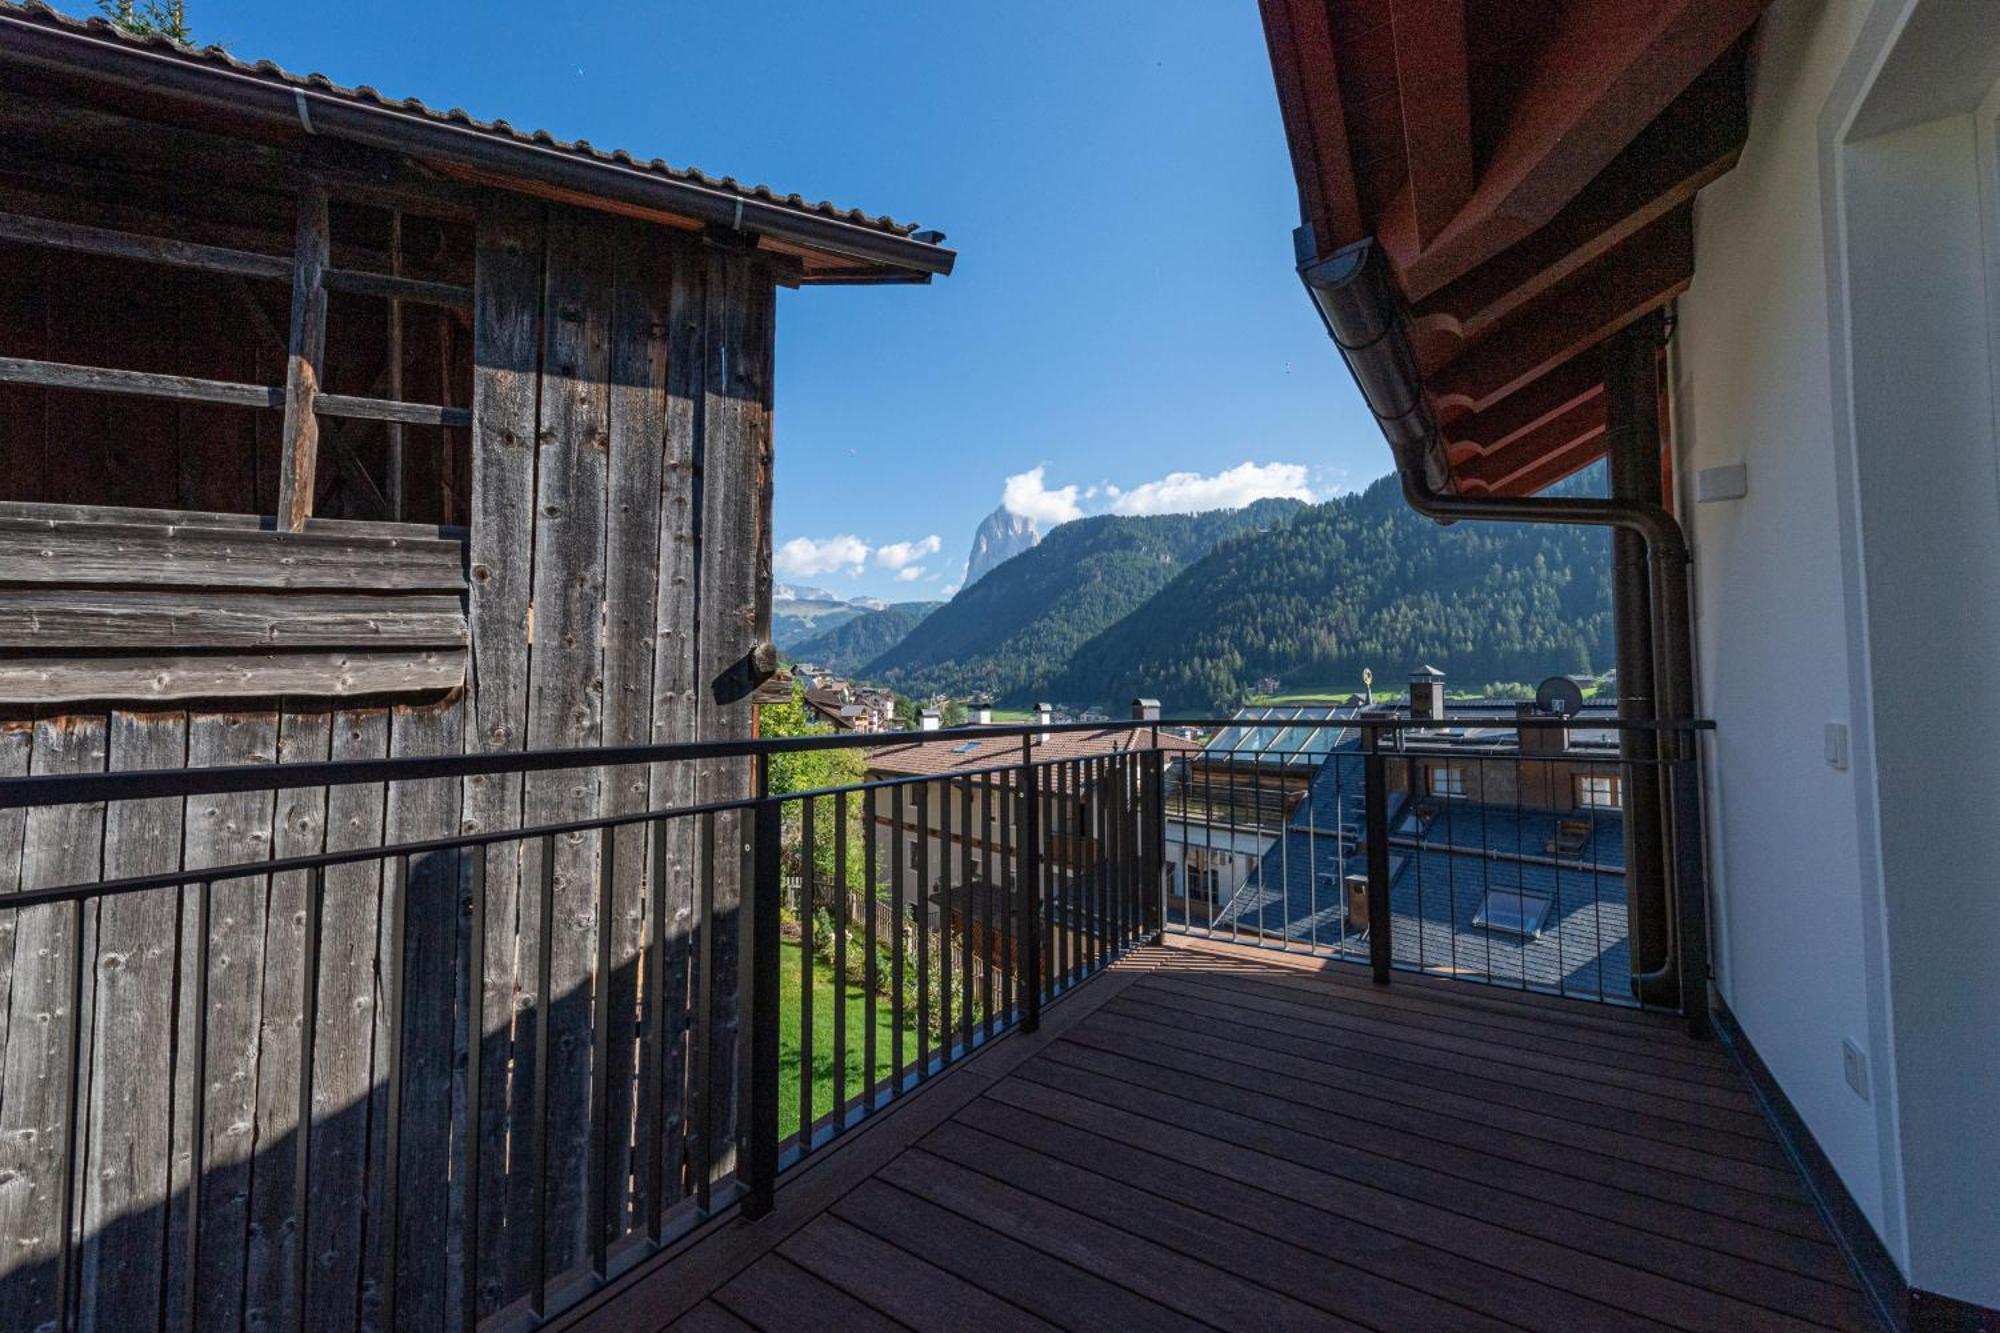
[0,4,950,1329]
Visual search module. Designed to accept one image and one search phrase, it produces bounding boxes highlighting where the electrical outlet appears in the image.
[1825,722,1849,771]
[1842,1038,1870,1102]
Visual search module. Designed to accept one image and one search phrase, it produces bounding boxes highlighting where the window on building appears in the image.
[907,842,920,870]
[1575,773,1622,809]
[1429,766,1467,798]
[1473,886,1554,938]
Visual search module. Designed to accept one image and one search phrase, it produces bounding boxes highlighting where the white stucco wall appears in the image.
[1674,0,2000,1304]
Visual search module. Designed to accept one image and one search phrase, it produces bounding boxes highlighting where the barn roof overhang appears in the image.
[0,1,955,285]
[1261,0,1766,495]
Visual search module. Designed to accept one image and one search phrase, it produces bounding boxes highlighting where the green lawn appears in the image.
[778,937,901,1141]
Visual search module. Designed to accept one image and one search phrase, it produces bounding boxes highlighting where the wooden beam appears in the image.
[1453,396,1606,491]
[0,209,291,281]
[0,588,466,650]
[1259,0,1365,253]
[1429,205,1691,414]
[321,266,472,312]
[0,649,466,705]
[1389,0,1473,249]
[1460,431,1610,497]
[0,516,465,590]
[0,356,280,409]
[314,393,472,430]
[276,180,330,533]
[1440,349,1604,449]
[1385,0,1767,298]
[1411,47,1748,356]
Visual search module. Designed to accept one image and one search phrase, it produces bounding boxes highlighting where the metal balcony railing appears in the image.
[0,710,1708,1331]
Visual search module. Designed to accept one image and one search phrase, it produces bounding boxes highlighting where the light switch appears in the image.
[1825,722,1849,771]
[1842,1039,1870,1102]
[1696,464,1749,502]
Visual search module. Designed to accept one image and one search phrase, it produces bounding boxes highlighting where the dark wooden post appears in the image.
[1147,727,1166,941]
[1016,737,1042,1033]
[1362,725,1393,985]
[276,179,329,532]
[742,756,781,1219]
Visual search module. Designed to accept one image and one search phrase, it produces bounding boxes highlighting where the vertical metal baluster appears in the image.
[693,812,715,1213]
[914,783,929,1078]
[1363,728,1392,984]
[958,776,972,1055]
[1018,742,1042,1033]
[463,851,484,1331]
[644,816,669,1240]
[57,893,84,1333]
[799,795,815,1152]
[863,791,878,1109]
[185,878,212,1333]
[744,765,783,1219]
[833,790,848,1129]
[384,853,410,1333]
[529,838,554,1317]
[589,828,614,1278]
[981,771,996,1039]
[299,864,326,1333]
[890,784,905,1093]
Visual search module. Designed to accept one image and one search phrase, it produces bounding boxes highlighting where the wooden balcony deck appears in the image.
[560,939,1879,1332]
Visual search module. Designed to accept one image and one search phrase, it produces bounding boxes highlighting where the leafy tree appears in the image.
[97,0,190,41]
[759,685,866,902]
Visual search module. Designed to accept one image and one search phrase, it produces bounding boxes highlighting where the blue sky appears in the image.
[107,0,1383,598]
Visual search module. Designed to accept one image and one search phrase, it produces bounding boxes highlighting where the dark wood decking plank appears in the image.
[1008,1055,1871,1330]
[1150,947,1741,1075]
[1084,1000,1805,1199]
[951,1094,1671,1333]
[922,1116,1518,1332]
[1064,1008,1836,1247]
[1120,979,1775,1140]
[1099,990,1792,1170]
[667,1301,755,1332]
[779,1213,1052,1332]
[713,1254,906,1331]
[832,1179,1205,1333]
[1133,972,1762,1111]
[876,1149,1361,1332]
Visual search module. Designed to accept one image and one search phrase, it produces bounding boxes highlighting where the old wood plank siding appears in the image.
[384,694,468,1330]
[696,249,777,1190]
[601,218,670,1241]
[0,205,783,1331]
[79,710,186,1330]
[522,204,614,1285]
[0,715,105,1333]
[465,198,543,1318]
[303,706,390,1333]
[182,710,279,1331]
[241,705,330,1331]
[645,241,705,1217]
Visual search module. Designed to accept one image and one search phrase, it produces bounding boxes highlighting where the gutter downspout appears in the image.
[1299,236,1711,1033]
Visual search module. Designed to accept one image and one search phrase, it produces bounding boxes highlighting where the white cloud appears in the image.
[940,581,962,598]
[875,534,941,570]
[1107,461,1315,516]
[1002,465,1083,525]
[775,534,869,577]
[895,565,926,583]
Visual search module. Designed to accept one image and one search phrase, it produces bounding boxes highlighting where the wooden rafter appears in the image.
[1260,0,1364,254]
[1429,204,1692,415]
[1412,45,1747,358]
[1383,0,1767,298]
[1387,0,1473,249]
[1454,395,1606,491]
[1440,349,1605,449]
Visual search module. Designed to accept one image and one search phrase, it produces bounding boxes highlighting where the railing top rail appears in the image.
[0,712,1713,809]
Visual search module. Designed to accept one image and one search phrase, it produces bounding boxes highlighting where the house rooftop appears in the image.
[0,0,954,283]
[868,725,1199,779]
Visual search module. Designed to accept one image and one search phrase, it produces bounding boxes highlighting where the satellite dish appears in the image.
[1536,675,1585,718]
[1361,667,1373,687]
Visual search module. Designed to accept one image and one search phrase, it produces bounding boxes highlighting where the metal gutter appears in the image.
[0,11,956,284]
[1297,235,1711,1033]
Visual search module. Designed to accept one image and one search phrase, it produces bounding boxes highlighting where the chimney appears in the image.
[1035,702,1053,743]
[1516,701,1571,755]
[919,708,941,732]
[972,706,992,725]
[1131,697,1161,722]
[1409,665,1445,722]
